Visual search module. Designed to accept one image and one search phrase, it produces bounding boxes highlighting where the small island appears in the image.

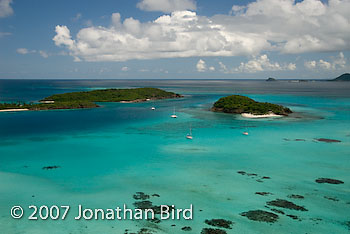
[266,77,277,82]
[211,95,292,118]
[329,73,350,81]
[0,87,181,112]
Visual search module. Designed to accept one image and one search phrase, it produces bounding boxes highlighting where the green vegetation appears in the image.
[0,88,181,111]
[212,95,292,115]
[266,77,277,82]
[330,73,350,81]
[0,101,99,111]
[42,87,181,102]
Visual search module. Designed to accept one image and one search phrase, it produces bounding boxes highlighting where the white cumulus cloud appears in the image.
[235,55,296,73]
[0,0,13,18]
[17,48,50,58]
[318,59,332,70]
[332,52,346,69]
[53,25,75,50]
[304,52,347,70]
[137,0,196,13]
[121,66,129,71]
[287,63,297,71]
[218,55,296,73]
[16,48,30,54]
[304,60,317,69]
[53,0,350,62]
[219,61,228,73]
[196,59,206,72]
[39,50,49,58]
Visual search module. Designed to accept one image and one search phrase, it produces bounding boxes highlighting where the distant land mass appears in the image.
[211,95,292,116]
[0,88,181,111]
[330,73,350,81]
[266,77,277,81]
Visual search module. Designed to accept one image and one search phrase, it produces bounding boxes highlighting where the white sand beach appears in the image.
[241,113,282,118]
[0,109,29,112]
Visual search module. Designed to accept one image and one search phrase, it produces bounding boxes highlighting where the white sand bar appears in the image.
[0,109,29,112]
[241,113,282,118]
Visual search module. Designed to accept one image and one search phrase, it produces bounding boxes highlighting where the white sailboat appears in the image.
[171,107,177,118]
[151,99,156,110]
[242,121,249,135]
[186,126,193,139]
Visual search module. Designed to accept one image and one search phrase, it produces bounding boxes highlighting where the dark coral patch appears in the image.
[240,210,279,223]
[205,219,233,229]
[315,178,344,184]
[237,170,271,182]
[284,138,306,142]
[310,217,322,223]
[201,228,227,234]
[124,228,155,234]
[133,192,150,200]
[181,226,192,231]
[324,196,339,202]
[149,217,161,223]
[266,199,307,211]
[344,221,350,230]
[315,138,341,143]
[270,208,284,215]
[286,214,299,220]
[42,166,60,170]
[133,200,153,210]
[287,194,304,199]
[255,192,273,196]
[137,228,154,234]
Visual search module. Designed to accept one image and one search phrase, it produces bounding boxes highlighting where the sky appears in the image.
[0,0,349,79]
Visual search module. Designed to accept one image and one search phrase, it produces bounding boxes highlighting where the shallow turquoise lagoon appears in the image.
[0,80,349,233]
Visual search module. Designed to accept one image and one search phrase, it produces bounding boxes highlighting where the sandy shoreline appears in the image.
[241,113,282,118]
[0,109,29,112]
[119,99,144,103]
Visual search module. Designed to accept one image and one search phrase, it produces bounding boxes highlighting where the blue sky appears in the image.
[0,0,349,79]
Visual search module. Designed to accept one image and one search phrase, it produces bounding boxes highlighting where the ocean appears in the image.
[0,79,349,233]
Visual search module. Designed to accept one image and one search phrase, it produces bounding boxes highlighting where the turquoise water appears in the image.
[0,80,349,233]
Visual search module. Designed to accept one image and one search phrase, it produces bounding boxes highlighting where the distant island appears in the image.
[266,77,277,82]
[330,73,350,81]
[211,95,292,118]
[0,88,181,111]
